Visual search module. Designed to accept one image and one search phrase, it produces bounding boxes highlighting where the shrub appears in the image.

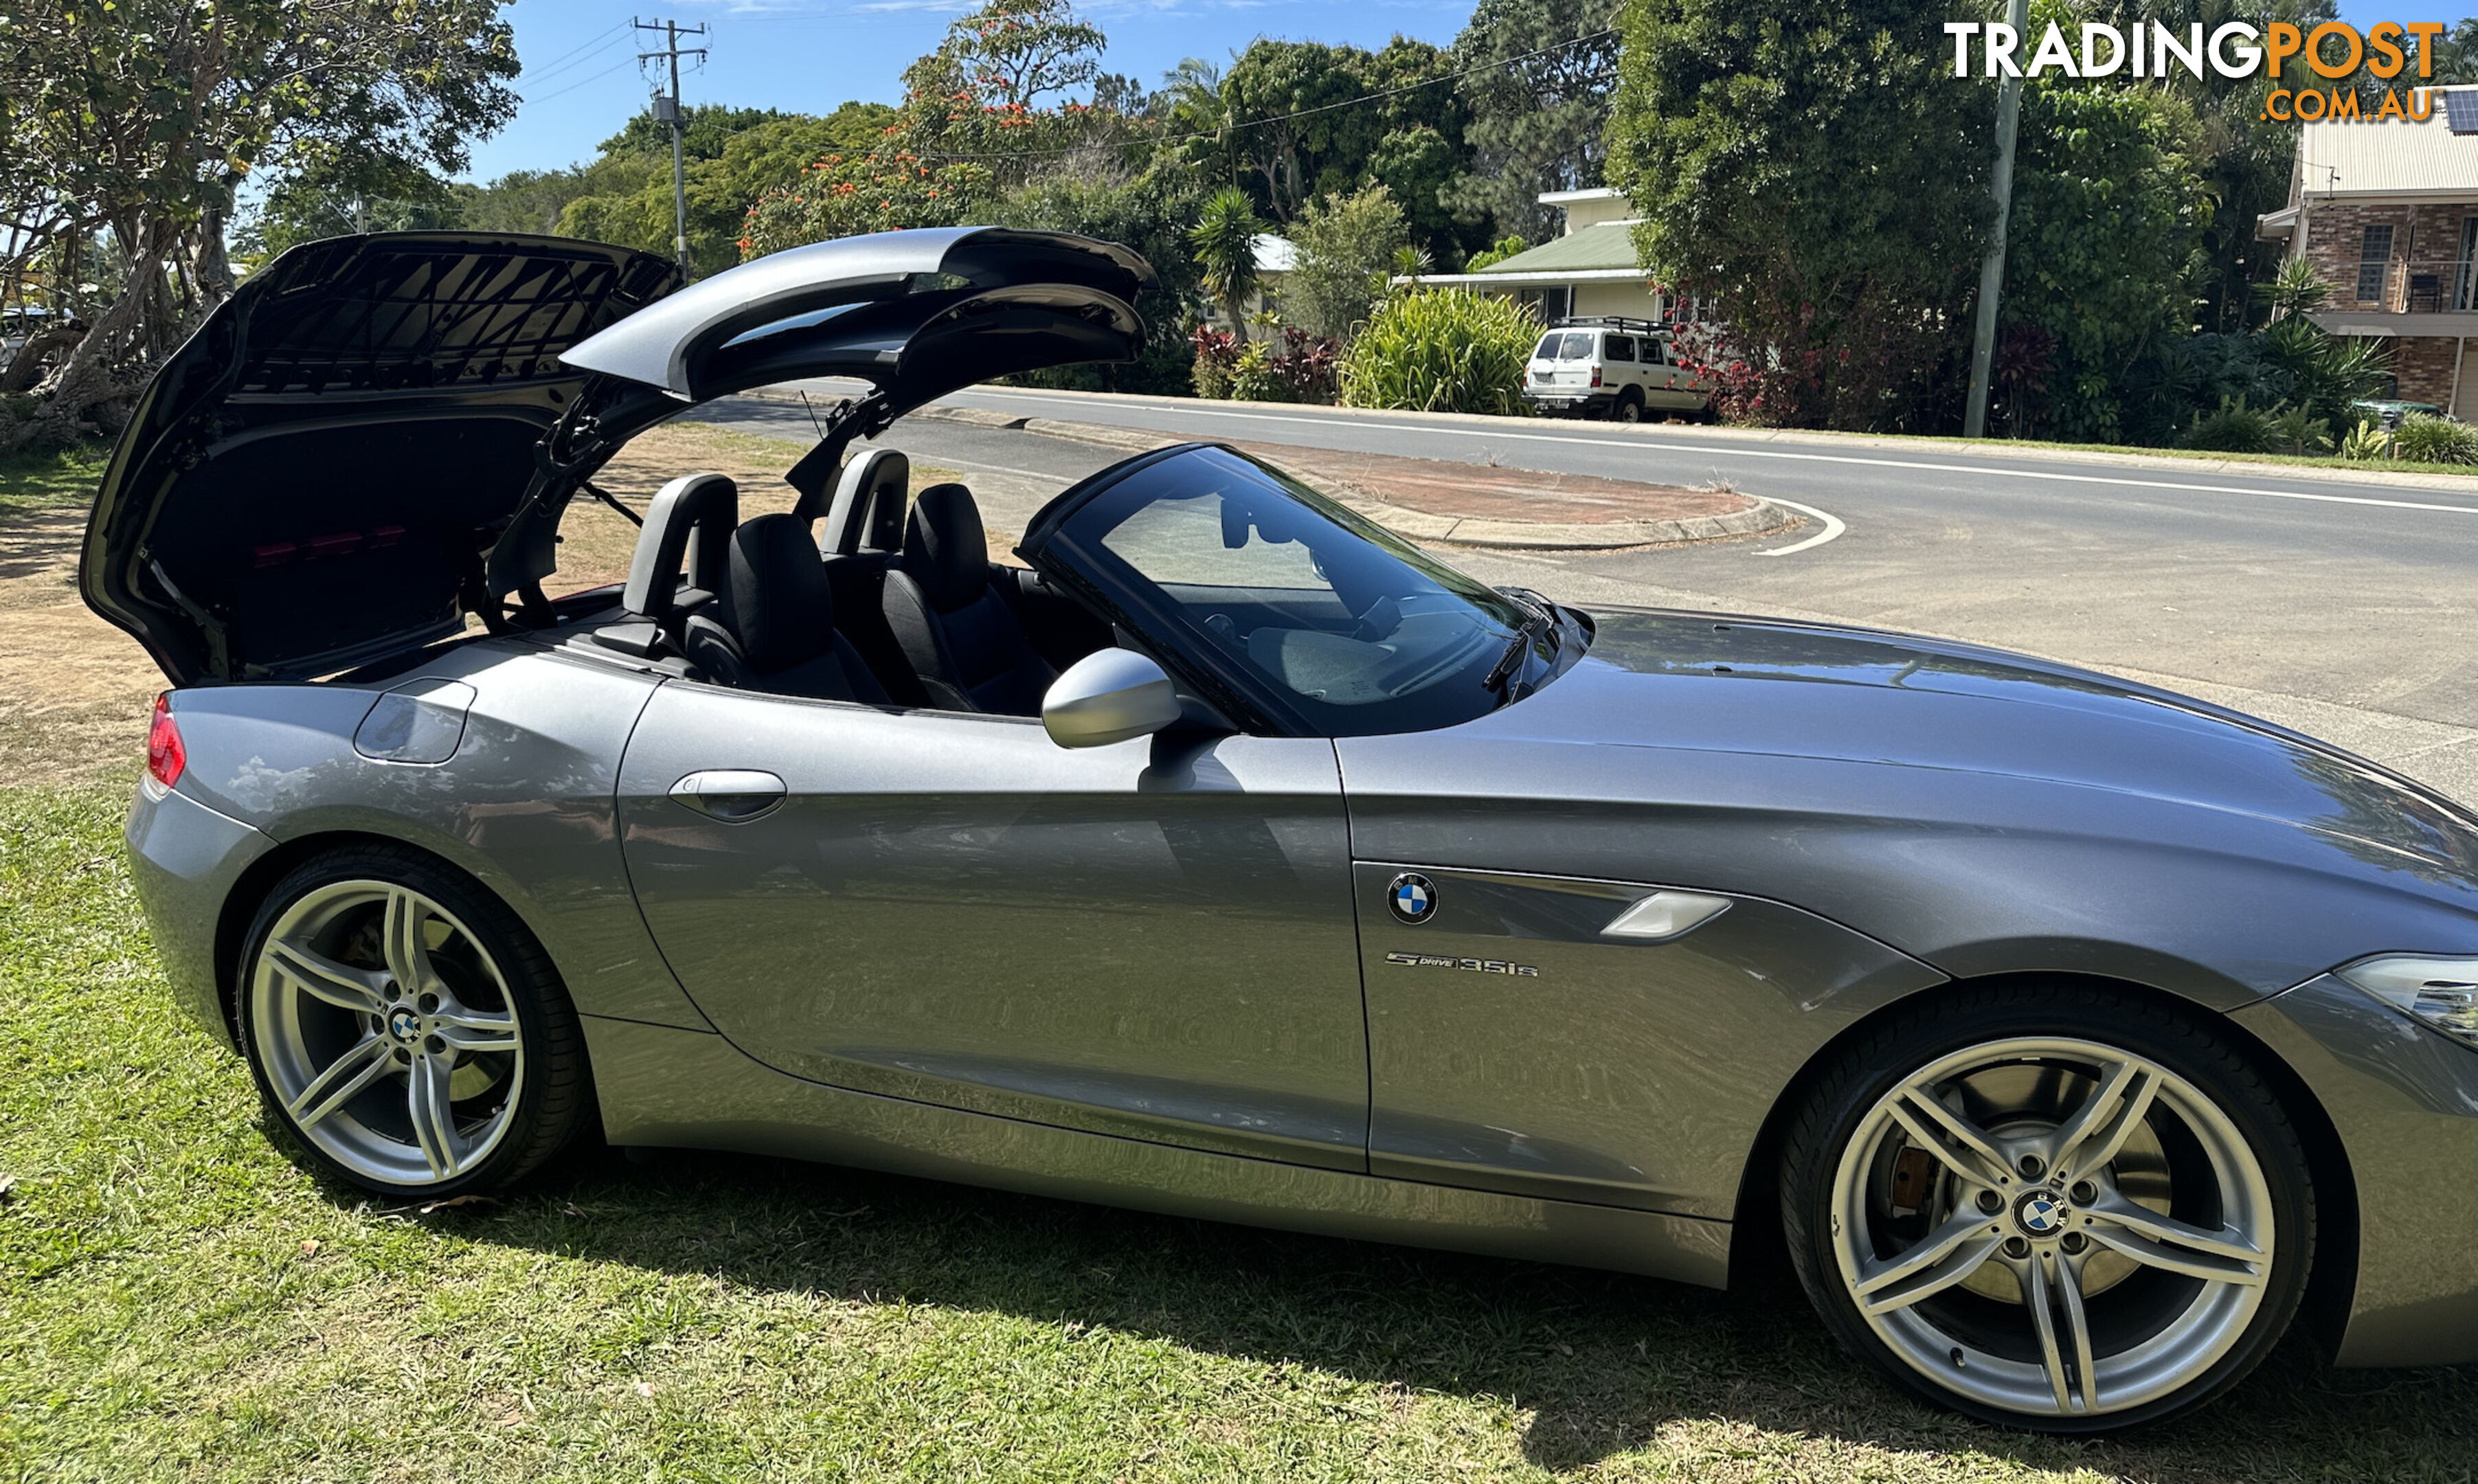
[2391,412,2478,465]
[2338,418,2393,462]
[1191,325,1241,398]
[2265,403,2332,457]
[1195,325,1338,403]
[1339,289,1537,416]
[1287,186,1408,342]
[2181,394,2277,453]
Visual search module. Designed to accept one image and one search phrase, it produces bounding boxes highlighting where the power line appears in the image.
[522,55,640,104]
[520,29,632,87]
[518,21,630,79]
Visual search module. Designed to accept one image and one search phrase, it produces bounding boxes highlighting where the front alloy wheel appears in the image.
[240,847,587,1195]
[1784,989,2312,1430]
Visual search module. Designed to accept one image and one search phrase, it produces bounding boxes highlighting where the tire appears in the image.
[1614,389,1645,424]
[236,843,592,1198]
[1779,980,2314,1431]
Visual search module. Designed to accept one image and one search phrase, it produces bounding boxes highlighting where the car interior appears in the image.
[585,449,1115,716]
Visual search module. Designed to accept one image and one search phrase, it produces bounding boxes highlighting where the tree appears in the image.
[1286,186,1408,341]
[236,157,464,262]
[1606,0,1990,429]
[1998,77,2213,443]
[1191,188,1265,344]
[739,0,1126,256]
[1445,0,1621,245]
[1001,165,1206,393]
[3,0,518,445]
[555,106,895,276]
[1203,38,1472,265]
[946,0,1107,111]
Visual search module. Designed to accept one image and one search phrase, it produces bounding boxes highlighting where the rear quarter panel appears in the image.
[164,642,706,1031]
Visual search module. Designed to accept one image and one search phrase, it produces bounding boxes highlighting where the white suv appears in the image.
[1522,318,1711,422]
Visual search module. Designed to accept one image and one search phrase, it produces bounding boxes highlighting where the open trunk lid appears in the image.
[85,225,1153,686]
[81,233,680,686]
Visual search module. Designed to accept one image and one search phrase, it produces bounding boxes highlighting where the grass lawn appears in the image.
[3,786,2475,1482]
[0,445,110,513]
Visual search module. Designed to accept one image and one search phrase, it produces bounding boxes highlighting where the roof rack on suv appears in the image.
[1549,315,1663,337]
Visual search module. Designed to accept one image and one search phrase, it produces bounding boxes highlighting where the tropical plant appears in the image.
[1339,287,1536,414]
[2338,418,2394,462]
[1192,325,1242,398]
[1287,186,1408,342]
[2391,412,2478,465]
[2265,403,2334,458]
[2258,256,2333,322]
[1190,188,1265,346]
[1226,332,1333,403]
[2181,394,2279,453]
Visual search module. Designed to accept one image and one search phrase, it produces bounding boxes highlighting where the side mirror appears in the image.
[1041,649,1183,749]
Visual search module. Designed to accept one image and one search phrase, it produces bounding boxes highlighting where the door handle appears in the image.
[668,769,787,822]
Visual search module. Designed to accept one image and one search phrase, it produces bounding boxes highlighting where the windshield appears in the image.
[1028,445,1555,737]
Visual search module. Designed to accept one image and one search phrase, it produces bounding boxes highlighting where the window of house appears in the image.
[2358,224,2395,303]
[2457,218,2478,311]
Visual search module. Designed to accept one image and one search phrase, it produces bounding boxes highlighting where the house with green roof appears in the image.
[1401,189,1702,326]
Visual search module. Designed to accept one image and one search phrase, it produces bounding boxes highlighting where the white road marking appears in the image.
[1756,497,1847,556]
[946,391,2478,519]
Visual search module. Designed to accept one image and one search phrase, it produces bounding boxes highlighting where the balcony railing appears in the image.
[2330,258,2478,313]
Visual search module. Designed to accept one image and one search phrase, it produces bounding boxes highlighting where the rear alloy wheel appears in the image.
[1614,389,1645,424]
[239,847,589,1196]
[1782,988,2312,1430]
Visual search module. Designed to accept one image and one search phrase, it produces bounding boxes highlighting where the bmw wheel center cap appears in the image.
[1388,872,1437,924]
[2015,1190,2069,1237]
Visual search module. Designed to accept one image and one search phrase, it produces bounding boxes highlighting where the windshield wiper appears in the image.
[1483,609,1553,695]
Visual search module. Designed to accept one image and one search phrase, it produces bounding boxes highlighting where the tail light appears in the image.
[146,693,185,789]
[1590,368,1603,387]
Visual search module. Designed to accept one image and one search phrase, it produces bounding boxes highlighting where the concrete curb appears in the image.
[910,385,2478,495]
[897,403,1794,550]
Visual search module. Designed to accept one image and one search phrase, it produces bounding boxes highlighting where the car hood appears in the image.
[1506,608,2478,881]
[84,226,1154,686]
[81,233,682,685]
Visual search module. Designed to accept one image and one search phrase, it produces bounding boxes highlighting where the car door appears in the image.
[1645,339,1687,407]
[616,682,1368,1170]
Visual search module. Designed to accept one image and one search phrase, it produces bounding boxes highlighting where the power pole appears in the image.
[1961,0,2029,440]
[635,17,709,275]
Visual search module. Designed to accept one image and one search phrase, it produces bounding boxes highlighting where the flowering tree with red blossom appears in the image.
[739,0,1129,258]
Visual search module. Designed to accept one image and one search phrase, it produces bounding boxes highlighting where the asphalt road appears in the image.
[694,384,2478,801]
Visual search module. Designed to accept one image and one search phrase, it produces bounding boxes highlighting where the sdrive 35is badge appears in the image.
[1387,872,1437,923]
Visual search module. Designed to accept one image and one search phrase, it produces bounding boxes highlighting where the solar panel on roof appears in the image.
[2445,89,2478,135]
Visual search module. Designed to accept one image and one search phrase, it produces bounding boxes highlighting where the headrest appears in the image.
[623,472,739,622]
[719,515,837,673]
[822,447,909,556]
[901,482,989,612]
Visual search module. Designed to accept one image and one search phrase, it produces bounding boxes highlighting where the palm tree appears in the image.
[1191,187,1265,345]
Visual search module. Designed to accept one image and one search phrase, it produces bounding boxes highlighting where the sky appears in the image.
[464,0,1476,182]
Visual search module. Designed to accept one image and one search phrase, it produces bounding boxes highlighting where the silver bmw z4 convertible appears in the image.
[82,227,2478,1430]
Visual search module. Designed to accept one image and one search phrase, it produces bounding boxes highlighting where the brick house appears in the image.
[2257,91,2478,412]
